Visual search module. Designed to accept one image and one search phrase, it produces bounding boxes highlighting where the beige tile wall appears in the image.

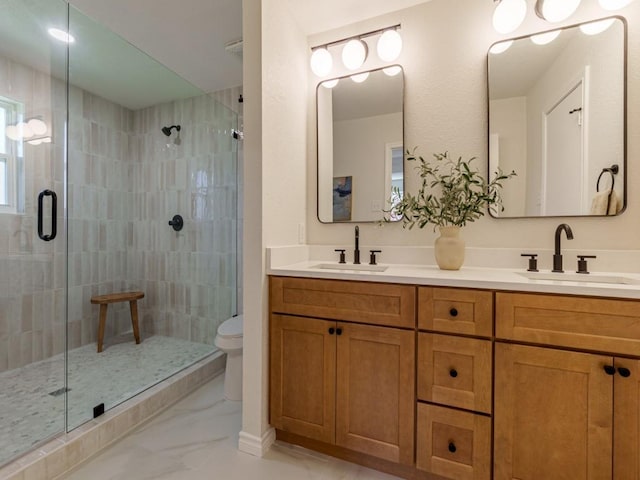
[0,54,239,372]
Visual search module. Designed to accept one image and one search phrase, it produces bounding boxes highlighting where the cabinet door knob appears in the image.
[449,369,458,378]
[336,327,343,336]
[618,367,631,378]
[448,442,457,453]
[604,365,616,375]
[449,308,458,317]
[328,327,335,335]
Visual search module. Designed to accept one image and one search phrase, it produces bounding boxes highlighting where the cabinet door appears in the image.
[614,358,640,480]
[335,322,415,465]
[494,343,613,480]
[270,314,336,443]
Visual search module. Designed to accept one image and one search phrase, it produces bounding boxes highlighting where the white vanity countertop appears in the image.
[268,259,640,300]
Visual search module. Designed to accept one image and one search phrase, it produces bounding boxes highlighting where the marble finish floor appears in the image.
[0,335,214,467]
[62,375,402,480]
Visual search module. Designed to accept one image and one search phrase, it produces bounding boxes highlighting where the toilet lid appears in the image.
[218,315,243,338]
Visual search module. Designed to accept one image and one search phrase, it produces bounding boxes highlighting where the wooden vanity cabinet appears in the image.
[495,292,640,480]
[269,277,416,466]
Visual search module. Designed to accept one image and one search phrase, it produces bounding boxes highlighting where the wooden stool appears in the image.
[90,291,144,353]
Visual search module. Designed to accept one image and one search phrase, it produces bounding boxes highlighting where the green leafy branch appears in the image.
[385,149,516,230]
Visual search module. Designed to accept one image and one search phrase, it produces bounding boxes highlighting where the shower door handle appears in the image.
[37,189,57,241]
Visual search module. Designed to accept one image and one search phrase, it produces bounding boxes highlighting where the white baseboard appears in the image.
[238,427,276,457]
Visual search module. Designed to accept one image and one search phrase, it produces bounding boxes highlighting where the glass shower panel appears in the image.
[66,5,237,430]
[0,0,68,466]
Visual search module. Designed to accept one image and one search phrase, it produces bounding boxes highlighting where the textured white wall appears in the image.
[241,0,308,453]
[305,0,640,256]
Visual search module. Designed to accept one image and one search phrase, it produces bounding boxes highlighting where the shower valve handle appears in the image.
[168,215,184,232]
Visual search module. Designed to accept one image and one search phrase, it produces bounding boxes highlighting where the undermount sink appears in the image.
[312,263,388,273]
[517,271,640,285]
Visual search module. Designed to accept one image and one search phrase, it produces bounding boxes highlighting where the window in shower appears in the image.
[0,97,24,214]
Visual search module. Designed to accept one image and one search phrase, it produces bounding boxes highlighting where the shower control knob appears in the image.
[168,214,184,232]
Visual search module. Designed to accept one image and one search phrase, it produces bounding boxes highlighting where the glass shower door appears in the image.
[65,5,236,431]
[0,0,68,466]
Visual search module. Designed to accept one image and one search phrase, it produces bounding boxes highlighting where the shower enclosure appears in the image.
[0,0,238,466]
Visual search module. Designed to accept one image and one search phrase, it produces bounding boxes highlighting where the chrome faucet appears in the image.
[354,226,360,264]
[552,223,574,272]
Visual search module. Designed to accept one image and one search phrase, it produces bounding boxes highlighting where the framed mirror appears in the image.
[488,17,626,218]
[317,66,404,223]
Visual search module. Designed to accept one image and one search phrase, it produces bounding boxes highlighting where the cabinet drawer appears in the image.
[270,276,416,329]
[418,287,493,337]
[418,333,492,414]
[417,403,491,480]
[496,292,640,355]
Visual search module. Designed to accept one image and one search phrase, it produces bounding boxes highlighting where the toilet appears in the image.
[214,315,243,401]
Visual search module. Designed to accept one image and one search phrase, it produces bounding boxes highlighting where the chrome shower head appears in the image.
[162,125,181,136]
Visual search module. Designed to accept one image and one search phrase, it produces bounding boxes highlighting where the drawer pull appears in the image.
[449,368,458,378]
[604,365,616,375]
[618,367,631,378]
[328,327,335,335]
[449,308,458,317]
[448,442,457,453]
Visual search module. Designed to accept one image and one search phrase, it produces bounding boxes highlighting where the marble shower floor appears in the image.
[0,335,214,467]
[62,375,402,480]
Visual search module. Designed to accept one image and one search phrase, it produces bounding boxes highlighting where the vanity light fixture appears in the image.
[579,18,615,35]
[489,40,513,54]
[350,72,370,83]
[4,117,49,141]
[535,0,582,23]
[530,29,561,45]
[492,0,527,34]
[598,0,634,9]
[377,30,402,62]
[309,25,401,78]
[48,27,75,43]
[342,39,368,70]
[310,47,333,77]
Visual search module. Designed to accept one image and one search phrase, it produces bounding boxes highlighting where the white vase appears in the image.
[434,226,465,270]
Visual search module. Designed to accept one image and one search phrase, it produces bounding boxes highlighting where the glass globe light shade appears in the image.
[310,48,333,77]
[579,18,615,35]
[489,40,514,54]
[531,30,561,45]
[5,125,21,141]
[321,79,339,88]
[493,0,527,34]
[383,66,402,77]
[27,118,47,136]
[377,30,402,62]
[17,122,34,139]
[535,0,582,23]
[350,72,369,83]
[342,39,368,70]
[598,0,634,10]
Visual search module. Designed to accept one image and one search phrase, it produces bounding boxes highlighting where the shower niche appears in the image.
[0,0,239,467]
